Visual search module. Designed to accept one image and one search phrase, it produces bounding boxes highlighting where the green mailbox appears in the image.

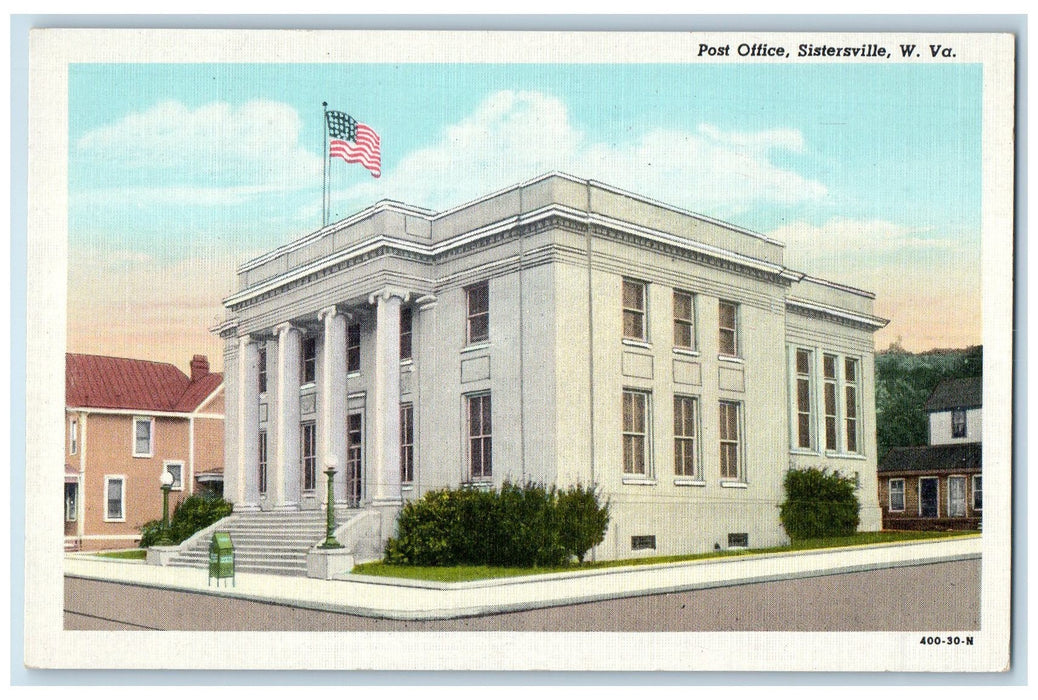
[209,531,235,587]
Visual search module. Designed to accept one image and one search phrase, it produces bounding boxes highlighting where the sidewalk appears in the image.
[65,535,982,621]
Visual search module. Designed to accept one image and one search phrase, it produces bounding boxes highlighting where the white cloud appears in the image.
[75,100,322,195]
[769,218,952,258]
[337,90,827,217]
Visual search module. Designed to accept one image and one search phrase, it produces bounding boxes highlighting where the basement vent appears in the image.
[631,535,657,551]
[728,533,749,548]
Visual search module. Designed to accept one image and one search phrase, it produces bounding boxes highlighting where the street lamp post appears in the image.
[320,455,343,549]
[157,469,174,546]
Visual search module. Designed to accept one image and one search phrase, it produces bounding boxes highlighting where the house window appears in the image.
[258,431,268,494]
[466,282,489,344]
[948,476,967,517]
[844,358,860,453]
[467,394,492,480]
[68,417,78,455]
[400,307,413,361]
[347,322,361,373]
[622,390,651,475]
[952,408,967,438]
[972,475,982,511]
[718,401,742,481]
[718,301,739,356]
[104,476,125,522]
[258,347,267,393]
[823,355,838,451]
[889,478,905,512]
[165,462,184,491]
[64,483,78,522]
[132,417,153,457]
[795,349,814,450]
[301,422,317,491]
[622,279,647,341]
[301,337,317,384]
[673,395,699,477]
[400,403,414,483]
[673,291,695,349]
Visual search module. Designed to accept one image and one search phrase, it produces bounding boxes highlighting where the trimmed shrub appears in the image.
[778,467,860,541]
[139,493,233,547]
[557,483,610,563]
[385,481,609,567]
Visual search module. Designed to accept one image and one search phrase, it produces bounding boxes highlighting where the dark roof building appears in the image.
[924,376,982,412]
[877,442,981,474]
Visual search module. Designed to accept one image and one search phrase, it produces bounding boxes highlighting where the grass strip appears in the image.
[352,530,978,582]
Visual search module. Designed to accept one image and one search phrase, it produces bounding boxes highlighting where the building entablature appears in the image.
[224,204,808,314]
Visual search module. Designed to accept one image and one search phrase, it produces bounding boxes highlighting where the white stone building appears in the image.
[217,173,887,560]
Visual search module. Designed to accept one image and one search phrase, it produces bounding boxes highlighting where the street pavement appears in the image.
[63,536,981,627]
[66,558,980,631]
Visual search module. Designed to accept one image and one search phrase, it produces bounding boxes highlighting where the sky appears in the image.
[67,61,983,373]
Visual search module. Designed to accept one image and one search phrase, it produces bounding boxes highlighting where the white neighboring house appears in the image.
[216,173,888,560]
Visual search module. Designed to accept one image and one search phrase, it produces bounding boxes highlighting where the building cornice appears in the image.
[786,296,889,331]
[225,205,804,311]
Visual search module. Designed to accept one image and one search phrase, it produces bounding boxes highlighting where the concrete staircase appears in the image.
[167,509,352,577]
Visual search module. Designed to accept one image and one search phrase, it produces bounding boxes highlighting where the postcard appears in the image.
[24,27,1013,673]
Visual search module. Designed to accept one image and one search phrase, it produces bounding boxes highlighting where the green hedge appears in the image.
[385,482,609,567]
[139,493,233,547]
[778,467,860,541]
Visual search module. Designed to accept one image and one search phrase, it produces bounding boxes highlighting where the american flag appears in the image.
[326,110,381,178]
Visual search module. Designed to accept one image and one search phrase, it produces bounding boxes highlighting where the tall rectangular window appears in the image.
[622,390,650,475]
[795,349,813,449]
[673,291,695,349]
[972,475,982,511]
[889,478,905,511]
[69,417,78,455]
[844,358,860,453]
[467,394,492,479]
[104,476,125,521]
[948,476,967,517]
[466,282,489,344]
[133,417,153,457]
[301,337,317,384]
[823,355,838,451]
[719,401,742,481]
[347,322,361,373]
[718,301,739,356]
[347,413,363,507]
[400,403,414,483]
[258,431,268,494]
[301,423,317,491]
[258,347,267,393]
[952,408,967,438]
[674,395,698,477]
[400,307,413,361]
[622,280,647,341]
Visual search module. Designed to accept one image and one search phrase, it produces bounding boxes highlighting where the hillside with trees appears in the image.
[874,343,982,459]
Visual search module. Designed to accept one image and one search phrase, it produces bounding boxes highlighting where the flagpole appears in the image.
[322,102,329,228]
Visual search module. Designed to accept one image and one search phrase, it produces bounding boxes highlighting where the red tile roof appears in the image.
[66,353,223,413]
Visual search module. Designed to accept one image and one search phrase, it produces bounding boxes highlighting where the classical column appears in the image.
[274,322,302,509]
[236,336,261,509]
[318,306,348,506]
[369,288,408,505]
